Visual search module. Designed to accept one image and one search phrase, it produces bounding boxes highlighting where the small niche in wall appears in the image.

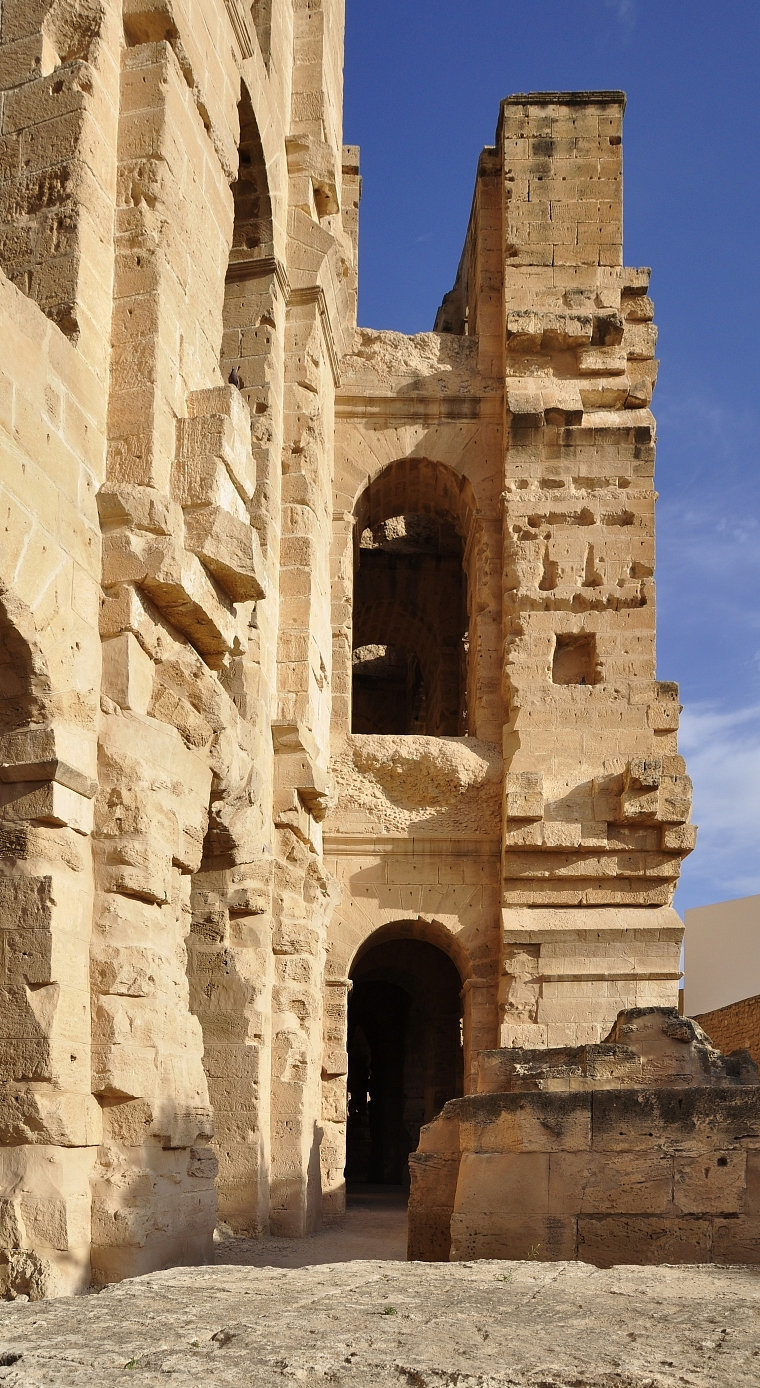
[552,633,599,686]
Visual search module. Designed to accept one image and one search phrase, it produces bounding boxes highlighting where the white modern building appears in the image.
[684,894,760,1015]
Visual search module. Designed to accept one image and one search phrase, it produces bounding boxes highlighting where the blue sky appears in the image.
[343,0,760,916]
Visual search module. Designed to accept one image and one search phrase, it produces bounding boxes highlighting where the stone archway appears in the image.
[350,461,476,738]
[345,931,464,1189]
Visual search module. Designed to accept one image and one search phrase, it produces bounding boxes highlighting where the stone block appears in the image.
[549,1150,673,1215]
[183,504,267,602]
[455,1151,550,1217]
[591,1088,760,1154]
[101,632,154,714]
[450,1212,576,1262]
[459,1091,592,1153]
[673,1151,747,1215]
[577,1215,711,1268]
[712,1217,760,1265]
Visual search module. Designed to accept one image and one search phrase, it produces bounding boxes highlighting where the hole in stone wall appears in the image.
[346,937,463,1187]
[552,633,599,686]
[123,12,179,46]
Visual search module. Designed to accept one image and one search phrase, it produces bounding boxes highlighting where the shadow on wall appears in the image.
[89,1095,217,1287]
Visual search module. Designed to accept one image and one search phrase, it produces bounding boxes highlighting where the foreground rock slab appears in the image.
[1,1260,759,1387]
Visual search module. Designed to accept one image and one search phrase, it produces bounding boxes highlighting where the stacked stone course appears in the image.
[0,0,722,1296]
[697,996,760,1069]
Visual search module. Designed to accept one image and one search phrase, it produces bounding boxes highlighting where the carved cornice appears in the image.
[335,392,502,423]
[323,833,501,858]
[226,255,291,302]
[289,286,341,388]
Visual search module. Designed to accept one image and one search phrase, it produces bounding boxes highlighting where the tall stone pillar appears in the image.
[91,29,258,1279]
[498,93,694,1046]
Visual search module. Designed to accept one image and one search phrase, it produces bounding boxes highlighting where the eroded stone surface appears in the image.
[329,735,503,835]
[0,0,698,1295]
[1,1260,759,1386]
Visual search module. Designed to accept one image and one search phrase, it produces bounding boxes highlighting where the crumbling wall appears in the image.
[0,0,120,372]
[490,94,693,1044]
[409,1010,760,1265]
[0,268,105,1298]
[0,0,356,1292]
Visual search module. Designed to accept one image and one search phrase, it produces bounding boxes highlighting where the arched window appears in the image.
[351,462,476,736]
[220,84,274,397]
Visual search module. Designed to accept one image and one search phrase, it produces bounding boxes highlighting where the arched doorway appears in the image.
[345,935,464,1188]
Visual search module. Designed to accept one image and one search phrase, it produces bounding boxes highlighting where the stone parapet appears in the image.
[409,1009,760,1265]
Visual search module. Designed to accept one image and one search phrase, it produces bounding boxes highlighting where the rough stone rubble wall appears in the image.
[0,0,695,1300]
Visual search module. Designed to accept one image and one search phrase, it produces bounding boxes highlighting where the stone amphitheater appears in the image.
[0,1,758,1382]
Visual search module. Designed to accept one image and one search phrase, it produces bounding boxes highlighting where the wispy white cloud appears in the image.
[677,701,760,906]
[603,0,636,32]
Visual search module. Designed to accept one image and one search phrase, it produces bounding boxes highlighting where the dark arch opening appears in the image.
[351,462,476,737]
[345,936,463,1188]
[221,82,274,392]
[351,642,425,735]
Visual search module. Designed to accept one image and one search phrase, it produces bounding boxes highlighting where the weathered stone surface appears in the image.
[1,1260,760,1385]
[410,1010,760,1266]
[0,0,697,1296]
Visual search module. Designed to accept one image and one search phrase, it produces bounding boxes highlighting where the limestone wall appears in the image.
[0,0,695,1296]
[0,0,355,1294]
[0,269,104,1300]
[409,1011,760,1266]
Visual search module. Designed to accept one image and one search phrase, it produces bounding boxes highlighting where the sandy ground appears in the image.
[214,1187,409,1267]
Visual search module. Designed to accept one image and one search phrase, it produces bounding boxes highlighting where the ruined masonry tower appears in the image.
[0,0,694,1297]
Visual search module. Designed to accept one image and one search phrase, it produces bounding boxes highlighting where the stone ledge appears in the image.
[0,1260,758,1385]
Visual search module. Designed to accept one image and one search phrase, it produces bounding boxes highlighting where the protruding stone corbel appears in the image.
[0,726,97,831]
[506,386,543,425]
[504,771,544,821]
[273,721,335,825]
[616,756,692,827]
[617,757,662,822]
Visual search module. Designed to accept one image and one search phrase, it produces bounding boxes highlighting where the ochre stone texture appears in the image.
[2,1260,760,1386]
[0,0,696,1297]
[409,1009,760,1266]
[697,995,760,1068]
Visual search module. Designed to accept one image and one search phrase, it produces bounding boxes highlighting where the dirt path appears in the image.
[214,1188,408,1268]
